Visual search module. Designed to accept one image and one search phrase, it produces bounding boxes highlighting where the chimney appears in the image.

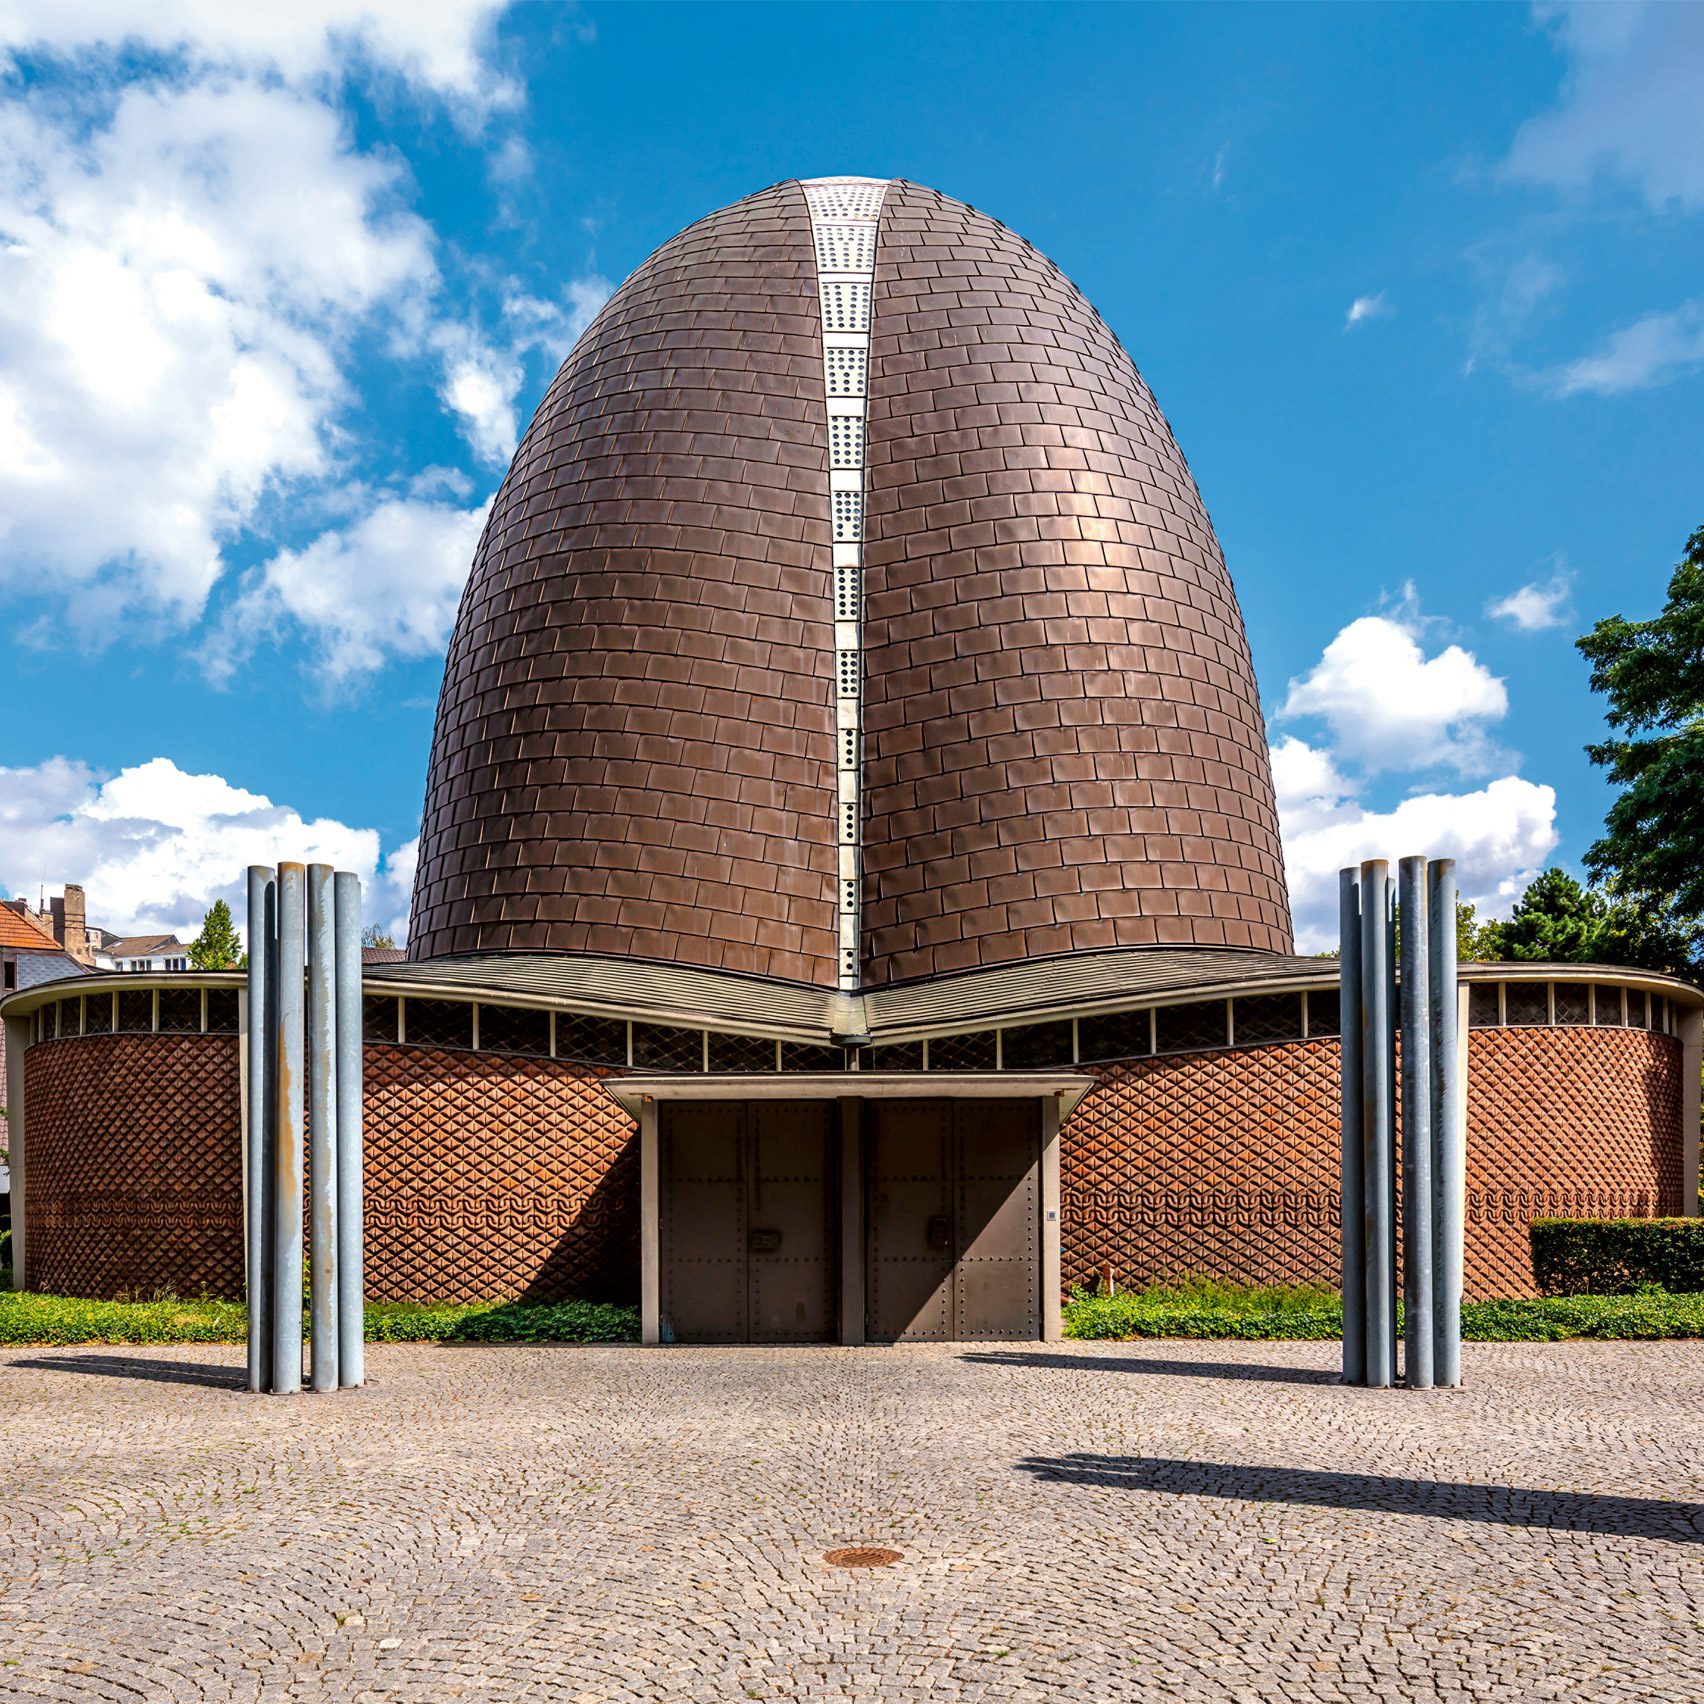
[51,884,92,965]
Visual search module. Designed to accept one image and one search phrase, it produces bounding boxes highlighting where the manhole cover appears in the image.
[823,1546,902,1568]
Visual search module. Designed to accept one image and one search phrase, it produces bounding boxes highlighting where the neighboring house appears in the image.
[2,906,88,1219]
[4,885,96,966]
[361,946,407,967]
[103,934,193,973]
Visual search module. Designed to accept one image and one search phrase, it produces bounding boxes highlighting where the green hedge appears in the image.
[1530,1217,1704,1296]
[1063,1279,1704,1342]
[0,1290,638,1348]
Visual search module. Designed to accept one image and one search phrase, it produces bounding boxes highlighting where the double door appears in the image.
[656,1097,1042,1344]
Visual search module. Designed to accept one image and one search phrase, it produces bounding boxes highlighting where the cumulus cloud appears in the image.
[0,74,436,626]
[1502,2,1704,211]
[214,494,490,686]
[1544,298,1704,396]
[1271,735,1559,951]
[0,755,416,944]
[1278,614,1509,775]
[1487,569,1574,630]
[1345,292,1392,328]
[0,1,518,113]
[434,279,612,465]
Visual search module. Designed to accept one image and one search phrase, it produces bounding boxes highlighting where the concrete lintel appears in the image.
[603,1072,1095,1121]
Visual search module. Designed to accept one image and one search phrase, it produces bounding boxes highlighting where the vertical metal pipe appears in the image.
[1359,859,1394,1388]
[1385,879,1399,1364]
[1429,858,1464,1387]
[1338,868,1365,1386]
[271,863,306,1395]
[244,867,276,1394]
[307,864,339,1394]
[334,870,364,1387]
[1399,856,1434,1389]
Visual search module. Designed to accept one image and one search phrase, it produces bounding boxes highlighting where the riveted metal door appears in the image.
[864,1100,953,1341]
[955,1100,1040,1340]
[864,1099,1040,1342]
[660,1102,746,1344]
[660,1101,835,1344]
[748,1101,835,1343]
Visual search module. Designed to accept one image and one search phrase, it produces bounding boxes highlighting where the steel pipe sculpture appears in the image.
[245,863,365,1395]
[1339,855,1465,1389]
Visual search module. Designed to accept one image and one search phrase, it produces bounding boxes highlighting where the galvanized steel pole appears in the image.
[1359,859,1395,1389]
[1429,858,1464,1387]
[271,863,306,1395]
[334,870,364,1387]
[307,865,339,1394]
[245,866,276,1394]
[1338,867,1365,1386]
[1399,856,1434,1389]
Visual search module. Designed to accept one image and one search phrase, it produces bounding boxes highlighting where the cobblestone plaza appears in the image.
[3,1341,1701,1700]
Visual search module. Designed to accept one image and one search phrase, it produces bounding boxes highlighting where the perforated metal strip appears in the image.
[803,176,888,990]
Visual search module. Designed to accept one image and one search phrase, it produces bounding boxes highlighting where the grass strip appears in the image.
[1063,1278,1704,1342]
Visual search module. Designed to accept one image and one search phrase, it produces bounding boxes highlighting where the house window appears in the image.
[2,959,14,991]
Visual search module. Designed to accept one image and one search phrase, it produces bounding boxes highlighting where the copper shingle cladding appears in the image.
[409,179,1293,984]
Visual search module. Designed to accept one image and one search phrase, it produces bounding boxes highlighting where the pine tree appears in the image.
[189,899,246,970]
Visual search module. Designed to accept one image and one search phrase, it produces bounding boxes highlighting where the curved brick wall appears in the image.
[1062,1026,1684,1300]
[23,1033,244,1299]
[19,1024,1683,1303]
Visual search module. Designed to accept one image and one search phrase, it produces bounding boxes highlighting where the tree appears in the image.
[362,925,397,950]
[189,899,246,970]
[1469,867,1700,975]
[1577,524,1704,921]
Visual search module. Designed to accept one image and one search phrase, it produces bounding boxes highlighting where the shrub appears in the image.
[1530,1217,1704,1296]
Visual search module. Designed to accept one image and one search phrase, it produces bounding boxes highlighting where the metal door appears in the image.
[864,1099,1040,1341]
[864,1100,954,1341]
[659,1101,835,1344]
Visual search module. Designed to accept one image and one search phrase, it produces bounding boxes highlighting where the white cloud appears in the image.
[1271,736,1559,951]
[1545,298,1704,396]
[0,77,436,625]
[1502,2,1704,211]
[1487,568,1574,630]
[0,756,416,944]
[434,279,612,465]
[1279,614,1509,775]
[216,495,490,686]
[1346,292,1392,327]
[0,1,518,113]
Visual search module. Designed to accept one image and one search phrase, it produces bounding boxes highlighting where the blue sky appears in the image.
[1,2,1700,950]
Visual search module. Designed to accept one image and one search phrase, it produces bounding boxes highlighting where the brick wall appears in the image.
[17,1023,1686,1304]
[1061,1027,1684,1299]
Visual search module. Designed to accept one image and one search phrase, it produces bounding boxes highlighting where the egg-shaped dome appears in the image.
[409,178,1293,986]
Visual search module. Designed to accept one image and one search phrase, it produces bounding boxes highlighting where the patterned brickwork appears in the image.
[1059,1027,1686,1300]
[22,1033,242,1300]
[409,182,838,981]
[861,182,1292,980]
[18,1023,1684,1305]
[363,1045,639,1304]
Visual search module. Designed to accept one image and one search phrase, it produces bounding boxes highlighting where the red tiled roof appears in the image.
[0,906,63,952]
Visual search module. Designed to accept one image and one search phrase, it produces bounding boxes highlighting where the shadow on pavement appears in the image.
[11,1352,245,1390]
[1016,1452,1704,1543]
[963,1349,1337,1386]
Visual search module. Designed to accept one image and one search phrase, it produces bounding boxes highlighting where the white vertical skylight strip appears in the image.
[803,176,887,991]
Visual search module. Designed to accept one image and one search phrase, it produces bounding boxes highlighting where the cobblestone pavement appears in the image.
[2,1340,1702,1701]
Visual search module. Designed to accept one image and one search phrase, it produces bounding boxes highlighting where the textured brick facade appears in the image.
[23,1033,243,1299]
[409,178,1293,985]
[18,1025,1684,1304]
[1063,1026,1685,1300]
